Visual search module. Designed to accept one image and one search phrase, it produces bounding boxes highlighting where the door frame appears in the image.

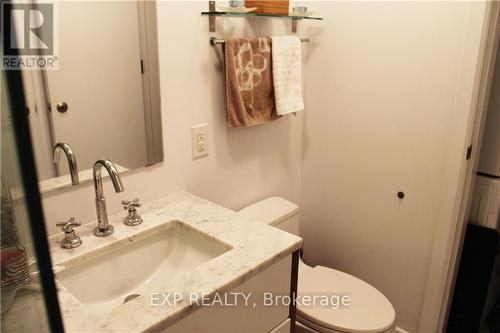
[137,0,163,166]
[419,2,500,332]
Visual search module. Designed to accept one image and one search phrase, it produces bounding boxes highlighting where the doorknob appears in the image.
[56,101,68,113]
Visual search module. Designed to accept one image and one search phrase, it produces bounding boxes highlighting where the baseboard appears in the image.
[396,327,412,333]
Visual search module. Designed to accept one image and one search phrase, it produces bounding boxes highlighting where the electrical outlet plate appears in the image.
[191,123,208,159]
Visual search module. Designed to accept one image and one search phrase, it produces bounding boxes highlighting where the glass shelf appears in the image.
[201,11,323,21]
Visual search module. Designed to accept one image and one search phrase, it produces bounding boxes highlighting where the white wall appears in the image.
[40,2,488,333]
[300,2,486,332]
[41,1,304,236]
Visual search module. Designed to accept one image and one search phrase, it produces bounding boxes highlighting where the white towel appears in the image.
[270,35,304,115]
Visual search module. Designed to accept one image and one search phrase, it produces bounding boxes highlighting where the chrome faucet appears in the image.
[93,159,124,237]
[53,142,79,185]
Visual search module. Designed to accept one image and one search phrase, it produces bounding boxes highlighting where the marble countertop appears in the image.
[48,191,302,332]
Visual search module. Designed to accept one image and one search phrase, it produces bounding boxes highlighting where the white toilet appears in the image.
[238,197,396,333]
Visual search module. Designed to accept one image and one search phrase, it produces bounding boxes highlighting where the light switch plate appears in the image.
[191,123,208,159]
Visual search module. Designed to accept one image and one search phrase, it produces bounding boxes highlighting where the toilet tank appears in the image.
[238,197,299,236]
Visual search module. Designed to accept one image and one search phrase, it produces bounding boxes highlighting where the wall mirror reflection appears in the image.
[22,0,163,194]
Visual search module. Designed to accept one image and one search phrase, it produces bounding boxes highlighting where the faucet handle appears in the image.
[56,218,82,249]
[122,199,143,226]
[56,217,81,232]
[121,198,141,211]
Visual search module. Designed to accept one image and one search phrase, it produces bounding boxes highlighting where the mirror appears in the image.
[22,1,163,193]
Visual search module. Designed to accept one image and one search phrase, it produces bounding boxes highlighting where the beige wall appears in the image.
[300,2,486,332]
[41,1,304,236]
[40,2,488,333]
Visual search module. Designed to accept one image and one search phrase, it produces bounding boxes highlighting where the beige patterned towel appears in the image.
[224,38,280,127]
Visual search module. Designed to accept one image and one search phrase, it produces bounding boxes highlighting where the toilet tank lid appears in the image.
[238,197,298,226]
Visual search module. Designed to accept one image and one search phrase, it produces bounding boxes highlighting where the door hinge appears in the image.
[466,145,473,160]
[140,60,144,74]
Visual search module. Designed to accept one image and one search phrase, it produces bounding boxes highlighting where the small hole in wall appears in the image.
[397,192,405,199]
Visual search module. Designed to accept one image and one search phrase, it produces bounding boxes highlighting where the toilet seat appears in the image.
[297,316,395,333]
[296,264,395,333]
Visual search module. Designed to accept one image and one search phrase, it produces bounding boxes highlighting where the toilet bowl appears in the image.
[238,197,396,333]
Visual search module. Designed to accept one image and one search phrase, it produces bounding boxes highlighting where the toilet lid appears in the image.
[297,266,395,333]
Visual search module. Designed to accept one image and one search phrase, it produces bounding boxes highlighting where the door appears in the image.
[46,1,147,174]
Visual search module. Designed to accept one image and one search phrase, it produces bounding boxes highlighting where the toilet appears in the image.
[238,197,396,333]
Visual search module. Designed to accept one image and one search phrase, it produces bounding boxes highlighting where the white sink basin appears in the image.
[56,221,231,314]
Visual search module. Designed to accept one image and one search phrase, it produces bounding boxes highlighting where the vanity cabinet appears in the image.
[166,254,295,333]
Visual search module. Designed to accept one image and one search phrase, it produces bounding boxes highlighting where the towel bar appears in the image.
[210,37,310,45]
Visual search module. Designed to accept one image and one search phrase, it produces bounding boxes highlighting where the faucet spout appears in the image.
[53,143,79,185]
[93,159,124,237]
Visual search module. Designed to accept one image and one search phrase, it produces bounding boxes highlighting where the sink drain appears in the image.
[123,293,141,303]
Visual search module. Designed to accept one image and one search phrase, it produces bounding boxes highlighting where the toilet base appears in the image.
[296,317,396,333]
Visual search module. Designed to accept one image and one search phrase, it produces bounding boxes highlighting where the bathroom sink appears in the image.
[56,221,230,314]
